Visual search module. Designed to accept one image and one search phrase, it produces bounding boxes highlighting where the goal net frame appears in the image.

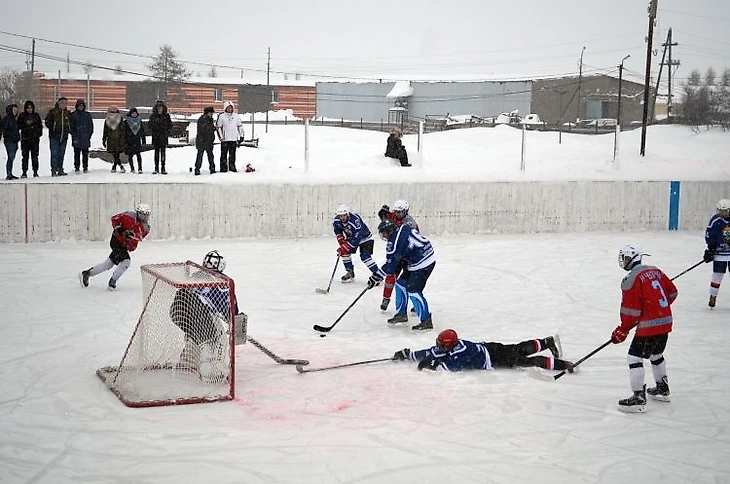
[96,261,236,407]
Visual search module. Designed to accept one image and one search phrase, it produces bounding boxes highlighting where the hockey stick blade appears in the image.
[314,288,330,294]
[247,336,309,366]
[312,286,370,333]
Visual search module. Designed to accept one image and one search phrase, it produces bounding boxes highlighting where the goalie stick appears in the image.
[313,286,370,333]
[296,357,394,374]
[315,256,340,294]
[247,336,309,366]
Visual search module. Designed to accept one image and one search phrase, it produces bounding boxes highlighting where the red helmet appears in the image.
[436,329,459,352]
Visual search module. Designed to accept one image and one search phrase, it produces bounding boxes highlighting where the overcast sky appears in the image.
[1,0,728,89]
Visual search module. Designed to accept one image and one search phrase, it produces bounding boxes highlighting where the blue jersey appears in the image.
[410,339,492,371]
[332,212,373,247]
[192,285,238,318]
[705,214,730,259]
[379,224,435,276]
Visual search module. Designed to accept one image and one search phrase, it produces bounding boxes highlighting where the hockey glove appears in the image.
[611,326,628,344]
[393,348,411,360]
[367,273,384,289]
[704,248,715,263]
[337,242,353,257]
[378,205,390,221]
[418,357,442,371]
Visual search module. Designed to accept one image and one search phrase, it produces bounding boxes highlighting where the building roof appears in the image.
[37,71,315,87]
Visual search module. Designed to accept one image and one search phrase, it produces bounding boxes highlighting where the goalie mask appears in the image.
[203,250,226,273]
[618,243,644,271]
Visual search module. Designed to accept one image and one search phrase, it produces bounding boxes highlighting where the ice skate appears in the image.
[79,269,90,288]
[411,316,433,331]
[709,295,717,308]
[341,271,355,283]
[618,385,646,413]
[647,377,670,402]
[107,278,117,291]
[380,297,390,311]
[546,334,562,359]
[387,312,408,325]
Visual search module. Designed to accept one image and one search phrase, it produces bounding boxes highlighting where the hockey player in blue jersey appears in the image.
[367,218,436,331]
[704,199,730,308]
[393,329,574,372]
[170,251,248,381]
[332,204,380,283]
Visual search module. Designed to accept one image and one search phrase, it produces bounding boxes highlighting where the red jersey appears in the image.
[619,265,678,337]
[111,211,150,252]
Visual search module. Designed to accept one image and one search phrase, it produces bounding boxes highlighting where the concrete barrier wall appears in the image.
[1,181,728,243]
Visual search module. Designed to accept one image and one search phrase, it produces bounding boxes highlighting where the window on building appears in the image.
[214,88,224,102]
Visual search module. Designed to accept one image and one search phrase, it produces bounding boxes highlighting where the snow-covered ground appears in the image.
[2,122,729,183]
[1,231,729,484]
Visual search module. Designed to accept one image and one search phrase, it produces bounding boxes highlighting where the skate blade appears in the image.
[649,394,671,403]
[618,404,646,413]
[78,273,87,288]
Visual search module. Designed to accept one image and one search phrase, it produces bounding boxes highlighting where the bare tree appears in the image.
[208,66,217,78]
[0,68,32,105]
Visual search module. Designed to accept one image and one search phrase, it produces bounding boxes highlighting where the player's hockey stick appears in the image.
[313,286,370,333]
[247,336,309,366]
[550,340,611,381]
[315,256,340,294]
[296,357,394,374]
[670,261,703,281]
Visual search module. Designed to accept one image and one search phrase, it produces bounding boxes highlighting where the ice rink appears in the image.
[1,231,729,484]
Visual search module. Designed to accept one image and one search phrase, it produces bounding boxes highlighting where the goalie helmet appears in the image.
[392,200,410,221]
[618,243,643,271]
[136,203,151,222]
[717,199,730,213]
[436,329,459,352]
[378,218,396,241]
[203,250,226,273]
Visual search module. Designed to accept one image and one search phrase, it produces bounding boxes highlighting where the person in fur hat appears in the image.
[102,106,126,172]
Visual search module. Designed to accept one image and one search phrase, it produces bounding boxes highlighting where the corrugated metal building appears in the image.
[316,80,532,123]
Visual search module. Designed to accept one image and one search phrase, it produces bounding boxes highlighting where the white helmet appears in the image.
[136,203,151,215]
[717,199,730,212]
[203,250,226,273]
[393,200,410,213]
[335,204,350,216]
[618,243,644,271]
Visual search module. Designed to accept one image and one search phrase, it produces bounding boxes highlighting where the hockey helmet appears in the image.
[392,200,410,220]
[136,203,151,222]
[378,218,396,241]
[436,329,459,352]
[618,243,644,271]
[717,199,730,216]
[203,250,226,273]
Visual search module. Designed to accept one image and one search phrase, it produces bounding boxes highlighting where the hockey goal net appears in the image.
[97,261,236,407]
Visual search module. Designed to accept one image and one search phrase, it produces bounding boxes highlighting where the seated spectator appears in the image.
[385,127,411,167]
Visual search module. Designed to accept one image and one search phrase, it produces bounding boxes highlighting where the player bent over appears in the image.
[333,204,379,283]
[170,251,248,383]
[79,203,151,290]
[368,218,436,330]
[377,200,419,311]
[703,199,730,308]
[611,243,678,413]
[393,328,572,372]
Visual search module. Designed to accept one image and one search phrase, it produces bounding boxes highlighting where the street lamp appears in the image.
[614,54,631,162]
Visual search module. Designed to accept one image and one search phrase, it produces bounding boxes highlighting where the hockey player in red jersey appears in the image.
[79,203,151,290]
[611,243,678,413]
[377,200,419,311]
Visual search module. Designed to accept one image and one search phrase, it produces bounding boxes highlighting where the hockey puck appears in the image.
[319,334,327,338]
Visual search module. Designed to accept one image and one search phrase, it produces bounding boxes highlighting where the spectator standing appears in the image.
[71,99,93,173]
[44,96,72,176]
[215,100,243,172]
[2,103,21,180]
[17,100,43,178]
[194,106,216,175]
[102,106,126,173]
[124,108,146,174]
[148,100,172,174]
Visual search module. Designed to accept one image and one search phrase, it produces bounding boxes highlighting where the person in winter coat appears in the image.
[71,99,94,173]
[16,100,43,178]
[385,127,411,167]
[194,106,216,175]
[147,100,172,174]
[2,104,21,180]
[45,96,72,176]
[124,107,146,173]
[102,106,126,173]
[215,100,243,172]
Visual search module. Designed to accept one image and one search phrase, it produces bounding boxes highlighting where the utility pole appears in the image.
[640,0,658,157]
[576,46,586,122]
[66,52,70,73]
[663,28,679,118]
[555,89,568,144]
[30,38,36,101]
[615,55,630,161]
[266,47,271,133]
